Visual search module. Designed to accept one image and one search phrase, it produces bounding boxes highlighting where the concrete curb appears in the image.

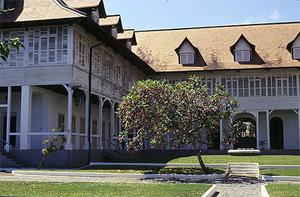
[12,170,226,180]
[261,184,270,197]
[262,175,300,182]
[201,185,216,197]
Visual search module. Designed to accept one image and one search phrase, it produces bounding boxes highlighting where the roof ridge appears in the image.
[136,21,300,33]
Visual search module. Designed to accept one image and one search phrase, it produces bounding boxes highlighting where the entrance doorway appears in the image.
[2,115,17,148]
[233,118,256,149]
[270,117,284,149]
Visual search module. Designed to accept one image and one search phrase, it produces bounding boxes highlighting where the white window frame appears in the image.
[292,47,300,59]
[234,50,251,62]
[179,52,195,64]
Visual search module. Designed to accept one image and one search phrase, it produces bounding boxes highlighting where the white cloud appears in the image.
[242,16,266,24]
[269,9,281,20]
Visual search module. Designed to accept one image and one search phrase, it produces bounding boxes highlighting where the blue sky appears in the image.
[104,0,300,31]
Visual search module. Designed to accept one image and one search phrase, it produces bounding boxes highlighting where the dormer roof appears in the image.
[175,37,198,54]
[63,0,101,9]
[0,0,86,23]
[63,0,107,18]
[99,15,124,33]
[230,34,255,54]
[287,32,300,53]
[118,29,137,45]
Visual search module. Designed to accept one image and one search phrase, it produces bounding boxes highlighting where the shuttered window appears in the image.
[28,26,69,65]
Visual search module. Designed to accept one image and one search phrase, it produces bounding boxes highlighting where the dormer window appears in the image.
[230,34,255,63]
[175,37,198,65]
[287,33,300,60]
[293,47,300,59]
[235,50,251,62]
[179,52,195,64]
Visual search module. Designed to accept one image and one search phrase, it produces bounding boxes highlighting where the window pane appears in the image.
[235,51,243,61]
[243,51,251,61]
[293,47,300,59]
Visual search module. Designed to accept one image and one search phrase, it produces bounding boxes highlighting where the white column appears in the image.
[98,97,103,149]
[4,86,12,152]
[65,85,73,150]
[256,111,260,150]
[110,101,115,149]
[230,118,233,149]
[84,92,89,150]
[298,109,300,149]
[266,110,271,149]
[20,86,32,150]
[219,119,224,150]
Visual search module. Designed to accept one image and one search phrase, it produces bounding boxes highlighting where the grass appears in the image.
[266,184,300,197]
[77,165,225,175]
[117,155,300,165]
[0,181,211,197]
[260,169,300,177]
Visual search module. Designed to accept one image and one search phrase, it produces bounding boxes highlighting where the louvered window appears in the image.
[28,26,69,65]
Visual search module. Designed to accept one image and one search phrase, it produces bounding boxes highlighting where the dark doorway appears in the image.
[270,117,284,149]
[2,116,17,148]
[234,118,256,149]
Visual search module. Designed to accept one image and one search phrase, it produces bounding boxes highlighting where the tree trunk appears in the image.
[195,149,212,174]
[38,154,47,170]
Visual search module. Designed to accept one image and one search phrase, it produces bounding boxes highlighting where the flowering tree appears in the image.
[117,76,238,174]
[221,120,247,149]
[38,129,66,169]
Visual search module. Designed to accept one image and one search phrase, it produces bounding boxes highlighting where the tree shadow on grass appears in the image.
[80,165,225,175]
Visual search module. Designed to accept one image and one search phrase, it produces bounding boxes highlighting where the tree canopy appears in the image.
[117,76,239,173]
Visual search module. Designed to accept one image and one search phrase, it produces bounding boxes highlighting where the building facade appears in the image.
[0,0,299,167]
[133,22,300,152]
[0,0,154,167]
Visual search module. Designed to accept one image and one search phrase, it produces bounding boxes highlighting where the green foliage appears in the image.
[118,76,238,153]
[0,38,24,62]
[38,128,67,169]
[221,120,247,149]
[0,8,24,63]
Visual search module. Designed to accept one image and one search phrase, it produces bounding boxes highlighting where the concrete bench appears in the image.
[228,149,260,156]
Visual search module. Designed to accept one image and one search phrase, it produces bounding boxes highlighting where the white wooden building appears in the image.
[133,22,300,152]
[0,0,154,167]
[0,0,299,167]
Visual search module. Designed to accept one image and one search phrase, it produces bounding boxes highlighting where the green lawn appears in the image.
[0,181,211,197]
[117,155,300,165]
[260,169,300,177]
[266,184,300,197]
[77,165,225,175]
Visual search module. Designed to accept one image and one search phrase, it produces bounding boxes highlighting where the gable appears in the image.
[235,39,251,50]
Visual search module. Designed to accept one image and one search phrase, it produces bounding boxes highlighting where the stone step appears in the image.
[227,163,259,176]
